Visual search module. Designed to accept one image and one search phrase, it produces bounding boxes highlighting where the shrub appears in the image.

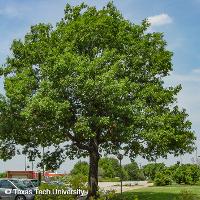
[0,172,6,178]
[154,170,172,186]
[175,190,196,200]
[124,162,145,181]
[67,174,88,190]
[173,164,200,185]
[97,190,116,200]
[99,157,121,178]
[143,163,166,181]
[70,161,89,177]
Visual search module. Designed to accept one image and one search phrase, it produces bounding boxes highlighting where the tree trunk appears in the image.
[87,147,100,199]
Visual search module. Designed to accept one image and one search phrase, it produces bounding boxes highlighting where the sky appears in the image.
[0,0,200,173]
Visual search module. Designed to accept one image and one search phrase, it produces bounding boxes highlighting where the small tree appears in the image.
[173,164,200,185]
[99,157,120,178]
[124,161,145,181]
[70,161,89,177]
[154,169,172,186]
[143,163,166,181]
[0,2,195,199]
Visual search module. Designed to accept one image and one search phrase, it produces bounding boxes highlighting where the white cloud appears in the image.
[148,13,173,26]
[192,68,200,74]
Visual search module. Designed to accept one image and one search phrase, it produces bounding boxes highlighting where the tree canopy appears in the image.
[99,157,121,178]
[143,163,166,180]
[0,2,195,198]
[124,161,145,181]
[70,161,89,177]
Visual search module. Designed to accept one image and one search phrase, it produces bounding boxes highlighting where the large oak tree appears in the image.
[0,3,195,199]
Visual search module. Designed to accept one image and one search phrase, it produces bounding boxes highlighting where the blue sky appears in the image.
[0,0,200,172]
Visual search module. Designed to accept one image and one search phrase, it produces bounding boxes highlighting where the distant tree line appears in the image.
[71,157,145,181]
[143,162,200,186]
[71,158,200,186]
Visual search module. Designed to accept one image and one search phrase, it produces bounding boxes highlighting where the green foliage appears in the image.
[154,169,172,186]
[97,190,116,200]
[0,172,6,178]
[175,190,196,200]
[110,186,200,200]
[99,157,121,178]
[98,177,120,182]
[121,167,129,181]
[133,195,139,200]
[70,161,89,177]
[68,174,88,190]
[168,163,181,173]
[0,1,196,198]
[173,164,200,185]
[35,175,88,200]
[124,161,145,181]
[0,1,195,165]
[108,193,139,200]
[143,163,166,181]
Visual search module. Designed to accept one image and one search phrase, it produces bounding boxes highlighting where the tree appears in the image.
[99,157,120,178]
[143,163,166,180]
[173,164,200,185]
[124,161,145,181]
[70,161,89,177]
[154,169,172,186]
[0,2,195,199]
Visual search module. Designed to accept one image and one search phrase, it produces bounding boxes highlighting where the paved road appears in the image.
[78,181,152,199]
[98,181,153,193]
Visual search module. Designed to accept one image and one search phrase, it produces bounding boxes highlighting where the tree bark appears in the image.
[87,142,100,199]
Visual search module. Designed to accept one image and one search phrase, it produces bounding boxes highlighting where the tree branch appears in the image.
[65,132,90,151]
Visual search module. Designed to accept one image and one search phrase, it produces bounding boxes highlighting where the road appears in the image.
[98,181,153,193]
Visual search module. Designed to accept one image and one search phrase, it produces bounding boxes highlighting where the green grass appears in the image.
[113,185,200,200]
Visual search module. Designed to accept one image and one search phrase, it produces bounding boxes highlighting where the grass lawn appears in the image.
[113,185,200,200]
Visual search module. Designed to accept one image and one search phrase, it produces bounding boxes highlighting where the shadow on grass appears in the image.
[112,191,199,200]
[113,192,177,200]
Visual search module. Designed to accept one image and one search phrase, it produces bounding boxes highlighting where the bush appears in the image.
[173,164,200,185]
[0,172,6,178]
[124,162,145,181]
[143,163,166,181]
[99,157,121,178]
[70,161,89,177]
[68,174,88,190]
[175,190,197,200]
[96,190,116,200]
[154,170,172,186]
